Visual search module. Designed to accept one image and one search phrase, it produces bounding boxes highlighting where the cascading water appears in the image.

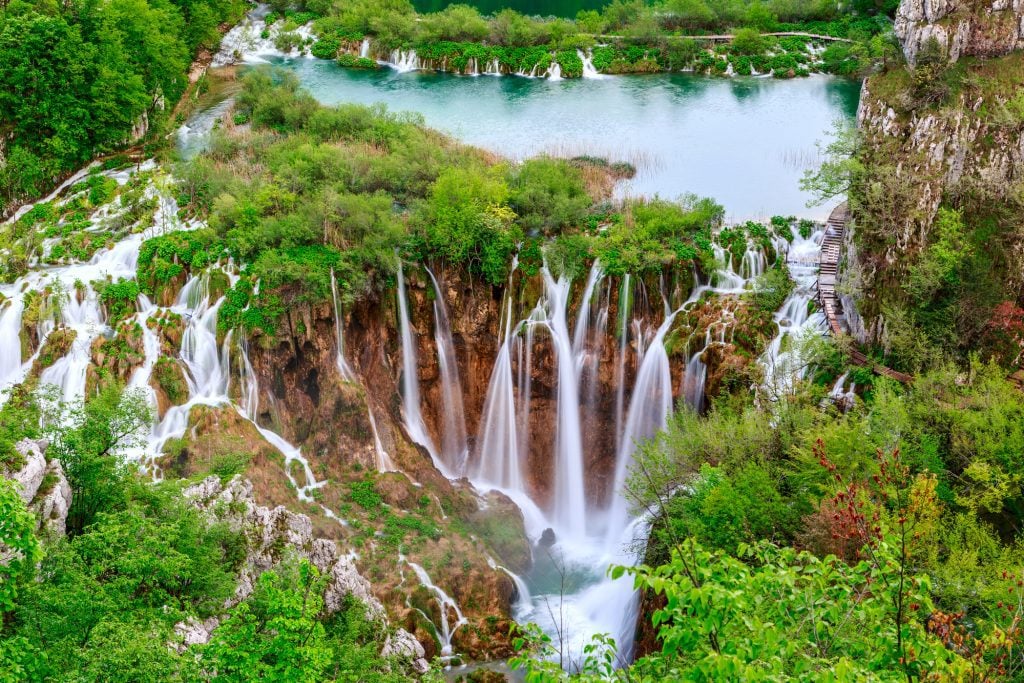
[605,310,678,545]
[0,298,26,392]
[613,274,631,453]
[473,285,522,490]
[572,261,604,373]
[425,267,468,474]
[359,38,370,59]
[759,228,826,398]
[682,330,711,412]
[541,268,587,541]
[577,49,603,79]
[396,261,441,467]
[330,269,393,473]
[402,555,468,658]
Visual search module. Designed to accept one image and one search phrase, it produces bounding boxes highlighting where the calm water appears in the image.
[412,0,607,16]
[256,58,860,220]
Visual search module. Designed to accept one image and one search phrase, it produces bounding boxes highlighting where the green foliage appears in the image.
[94,278,140,325]
[417,166,520,286]
[508,158,591,236]
[906,208,970,301]
[752,263,794,312]
[0,0,246,211]
[154,357,188,404]
[801,121,863,206]
[730,27,766,55]
[593,197,722,276]
[349,478,383,511]
[0,477,40,614]
[137,228,224,296]
[40,383,152,535]
[202,559,416,682]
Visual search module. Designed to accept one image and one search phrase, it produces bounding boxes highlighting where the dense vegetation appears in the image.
[148,69,723,337]
[511,361,1024,679]
[0,0,246,214]
[298,0,897,79]
[803,50,1024,375]
[0,385,431,681]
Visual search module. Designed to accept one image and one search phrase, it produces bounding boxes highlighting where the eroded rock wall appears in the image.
[896,0,1024,64]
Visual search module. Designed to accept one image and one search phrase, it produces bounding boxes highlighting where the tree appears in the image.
[0,477,39,614]
[800,121,863,206]
[40,383,152,535]
[731,27,766,56]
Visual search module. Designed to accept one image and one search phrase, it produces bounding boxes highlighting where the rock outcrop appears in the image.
[175,475,431,672]
[896,0,1024,64]
[2,439,72,536]
[848,0,1024,347]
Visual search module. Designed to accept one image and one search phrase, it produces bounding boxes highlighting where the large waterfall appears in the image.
[7,150,835,669]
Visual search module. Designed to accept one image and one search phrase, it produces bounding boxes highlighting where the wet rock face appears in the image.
[896,0,1024,64]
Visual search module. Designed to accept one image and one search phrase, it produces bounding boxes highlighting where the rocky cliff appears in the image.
[846,0,1024,356]
[896,0,1024,64]
[1,439,72,537]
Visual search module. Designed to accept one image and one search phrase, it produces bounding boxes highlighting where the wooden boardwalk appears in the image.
[817,203,913,384]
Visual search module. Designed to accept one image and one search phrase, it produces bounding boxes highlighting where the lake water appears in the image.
[259,58,860,221]
[412,0,608,17]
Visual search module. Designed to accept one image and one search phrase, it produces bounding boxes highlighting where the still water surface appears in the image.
[412,0,608,15]
[263,58,860,220]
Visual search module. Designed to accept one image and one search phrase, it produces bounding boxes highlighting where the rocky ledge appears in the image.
[896,0,1024,64]
[174,475,429,674]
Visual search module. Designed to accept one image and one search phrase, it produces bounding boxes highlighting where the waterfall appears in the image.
[759,228,826,398]
[613,274,631,453]
[605,310,678,545]
[541,268,586,540]
[180,296,230,400]
[572,260,604,370]
[682,331,710,412]
[578,49,603,79]
[0,298,25,391]
[359,37,370,59]
[390,48,419,73]
[473,336,521,490]
[331,269,393,472]
[742,247,766,280]
[547,61,562,80]
[474,286,521,490]
[712,244,747,292]
[425,266,468,474]
[330,269,356,382]
[396,262,440,464]
[403,556,468,657]
[515,304,542,471]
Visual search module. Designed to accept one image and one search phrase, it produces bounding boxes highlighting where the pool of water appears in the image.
[258,57,860,220]
[412,0,608,16]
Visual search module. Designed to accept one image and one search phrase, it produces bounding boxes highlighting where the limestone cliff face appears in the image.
[896,0,1024,64]
[848,0,1024,346]
[1,439,72,537]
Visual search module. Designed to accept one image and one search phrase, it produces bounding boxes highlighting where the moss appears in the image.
[154,357,188,406]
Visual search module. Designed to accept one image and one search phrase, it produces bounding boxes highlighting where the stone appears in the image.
[2,440,72,536]
[381,628,426,660]
[30,459,72,536]
[895,0,1024,64]
[7,439,48,503]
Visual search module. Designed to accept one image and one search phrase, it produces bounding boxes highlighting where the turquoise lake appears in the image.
[249,58,861,220]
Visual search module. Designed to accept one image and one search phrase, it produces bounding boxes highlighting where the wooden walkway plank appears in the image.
[817,203,911,384]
